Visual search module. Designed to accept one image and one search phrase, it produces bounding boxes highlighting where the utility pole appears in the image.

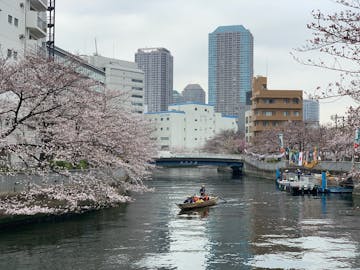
[331,114,345,129]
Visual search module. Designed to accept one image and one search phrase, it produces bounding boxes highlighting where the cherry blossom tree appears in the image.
[294,0,360,179]
[248,121,322,154]
[202,130,246,154]
[294,0,360,101]
[0,55,156,216]
[248,129,280,154]
[321,125,353,161]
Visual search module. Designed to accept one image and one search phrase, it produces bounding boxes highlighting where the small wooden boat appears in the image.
[177,197,218,210]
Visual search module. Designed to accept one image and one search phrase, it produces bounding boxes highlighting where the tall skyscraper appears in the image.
[182,84,206,104]
[135,48,173,112]
[303,99,320,126]
[208,25,253,130]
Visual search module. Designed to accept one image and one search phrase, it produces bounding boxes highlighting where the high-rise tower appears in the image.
[182,84,206,104]
[208,25,253,130]
[135,48,173,112]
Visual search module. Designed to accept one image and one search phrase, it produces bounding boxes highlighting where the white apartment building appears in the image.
[145,103,237,151]
[0,0,48,60]
[85,55,145,113]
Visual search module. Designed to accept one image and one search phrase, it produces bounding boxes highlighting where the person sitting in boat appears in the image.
[200,185,206,196]
[183,196,193,203]
[193,195,199,202]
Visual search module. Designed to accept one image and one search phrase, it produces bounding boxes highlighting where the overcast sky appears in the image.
[55,0,353,124]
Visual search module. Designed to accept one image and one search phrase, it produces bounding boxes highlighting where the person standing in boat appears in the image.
[297,169,301,180]
[200,185,206,196]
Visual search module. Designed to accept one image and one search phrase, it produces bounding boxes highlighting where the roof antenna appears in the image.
[94,37,98,56]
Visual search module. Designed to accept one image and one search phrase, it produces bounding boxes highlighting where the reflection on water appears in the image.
[0,167,359,270]
[248,219,358,269]
[135,205,209,269]
[178,207,210,218]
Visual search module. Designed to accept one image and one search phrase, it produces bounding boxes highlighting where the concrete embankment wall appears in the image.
[243,157,285,180]
[243,158,360,179]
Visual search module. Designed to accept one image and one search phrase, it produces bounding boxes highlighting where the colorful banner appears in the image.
[298,152,303,166]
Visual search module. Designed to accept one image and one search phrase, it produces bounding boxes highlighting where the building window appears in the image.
[264,99,274,104]
[160,137,169,140]
[294,111,300,116]
[262,111,274,116]
[131,79,143,83]
[262,121,269,126]
[13,51,17,60]
[8,15,12,24]
[283,98,290,104]
[292,98,299,104]
[160,118,163,121]
[7,49,12,58]
[194,119,198,122]
[14,18,18,27]
[166,117,169,120]
[283,111,290,116]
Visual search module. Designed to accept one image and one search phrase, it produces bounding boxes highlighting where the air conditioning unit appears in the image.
[19,34,25,39]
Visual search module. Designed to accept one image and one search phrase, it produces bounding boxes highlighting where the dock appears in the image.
[276,169,353,195]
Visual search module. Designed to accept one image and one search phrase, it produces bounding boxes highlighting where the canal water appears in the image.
[0,167,359,270]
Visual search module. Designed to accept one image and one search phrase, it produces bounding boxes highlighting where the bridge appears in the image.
[154,152,244,174]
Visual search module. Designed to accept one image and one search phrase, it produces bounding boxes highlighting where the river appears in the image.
[0,167,359,270]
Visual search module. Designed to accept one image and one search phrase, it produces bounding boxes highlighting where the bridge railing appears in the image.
[155,151,244,160]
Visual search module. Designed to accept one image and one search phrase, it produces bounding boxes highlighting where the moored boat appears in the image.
[177,196,218,210]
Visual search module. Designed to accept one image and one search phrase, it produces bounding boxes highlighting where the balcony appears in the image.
[30,0,48,11]
[26,11,47,39]
[252,115,303,122]
[252,102,302,110]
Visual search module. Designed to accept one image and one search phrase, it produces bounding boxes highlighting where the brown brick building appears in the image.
[250,76,303,138]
